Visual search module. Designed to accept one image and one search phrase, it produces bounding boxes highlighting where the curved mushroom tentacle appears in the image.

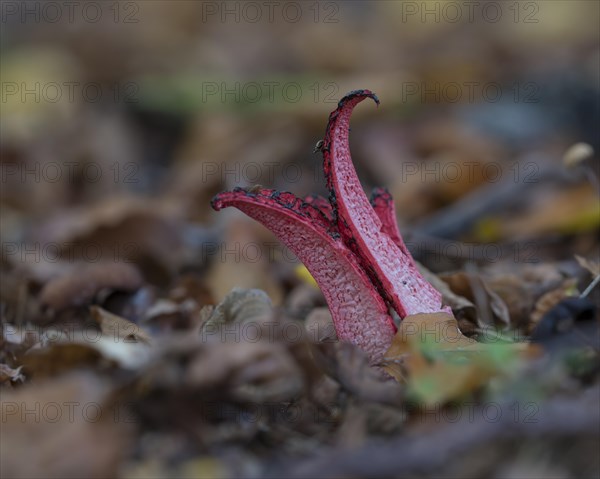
[369,186,414,263]
[212,188,396,362]
[322,90,443,318]
[212,90,451,362]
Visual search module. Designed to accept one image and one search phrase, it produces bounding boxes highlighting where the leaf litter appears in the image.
[1,89,599,479]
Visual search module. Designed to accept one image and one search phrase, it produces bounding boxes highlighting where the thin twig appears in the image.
[580,274,600,299]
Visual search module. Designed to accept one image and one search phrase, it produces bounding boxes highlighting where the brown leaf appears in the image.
[168,273,215,306]
[305,307,337,343]
[40,262,143,312]
[22,343,107,379]
[1,372,130,478]
[529,279,579,333]
[312,341,404,407]
[401,352,490,405]
[439,271,510,328]
[186,340,304,402]
[142,298,199,332]
[484,273,537,331]
[90,305,151,345]
[285,283,326,320]
[417,262,478,332]
[384,313,478,361]
[32,196,188,286]
[207,287,272,324]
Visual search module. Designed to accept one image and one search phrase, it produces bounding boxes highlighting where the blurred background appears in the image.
[1,1,599,477]
[1,1,600,289]
[2,1,598,293]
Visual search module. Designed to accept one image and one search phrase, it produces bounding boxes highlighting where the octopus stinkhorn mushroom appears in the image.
[212,90,449,362]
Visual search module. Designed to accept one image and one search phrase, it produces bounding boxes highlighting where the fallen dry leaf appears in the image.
[305,307,337,343]
[202,287,273,331]
[90,305,151,345]
[384,313,478,360]
[418,262,478,332]
[142,298,199,331]
[31,196,189,286]
[382,313,532,404]
[0,372,131,479]
[439,271,511,328]
[484,273,538,331]
[22,342,108,379]
[40,262,143,312]
[186,340,304,402]
[529,278,579,333]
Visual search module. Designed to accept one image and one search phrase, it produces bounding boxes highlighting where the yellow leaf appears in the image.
[295,264,318,288]
[383,313,532,405]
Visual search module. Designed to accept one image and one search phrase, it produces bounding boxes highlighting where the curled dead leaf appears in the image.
[484,273,537,331]
[417,263,478,332]
[439,271,510,329]
[204,288,272,326]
